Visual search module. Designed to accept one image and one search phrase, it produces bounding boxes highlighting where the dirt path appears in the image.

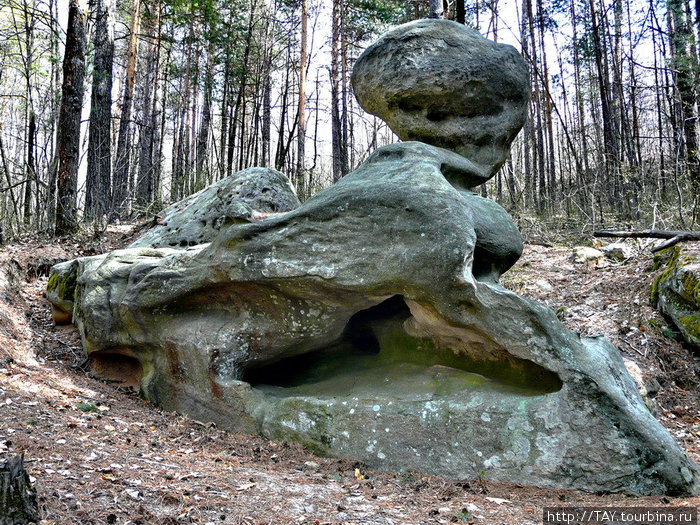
[1,234,699,524]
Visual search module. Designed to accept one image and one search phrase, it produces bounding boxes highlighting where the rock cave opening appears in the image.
[243,295,562,399]
[89,350,143,389]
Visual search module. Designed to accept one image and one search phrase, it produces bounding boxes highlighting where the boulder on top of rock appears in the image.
[352,19,529,183]
[47,141,699,496]
[131,167,300,250]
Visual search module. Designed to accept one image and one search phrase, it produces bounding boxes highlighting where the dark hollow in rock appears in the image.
[89,350,144,388]
[243,295,563,396]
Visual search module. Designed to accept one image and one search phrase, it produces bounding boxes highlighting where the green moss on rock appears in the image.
[652,246,700,348]
[47,264,77,301]
[680,315,700,341]
[650,246,681,306]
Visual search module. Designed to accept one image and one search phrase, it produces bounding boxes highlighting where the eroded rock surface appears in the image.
[352,19,529,182]
[131,167,300,250]
[48,142,699,495]
[652,246,700,349]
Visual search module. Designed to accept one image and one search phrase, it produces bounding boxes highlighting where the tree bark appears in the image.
[668,0,700,193]
[331,0,344,181]
[135,0,159,211]
[296,0,308,197]
[429,0,444,18]
[594,229,700,251]
[0,455,38,525]
[195,39,215,191]
[85,0,114,222]
[55,0,86,236]
[456,0,466,23]
[23,112,36,226]
[112,0,141,219]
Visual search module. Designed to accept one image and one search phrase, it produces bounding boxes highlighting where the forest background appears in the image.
[0,0,699,240]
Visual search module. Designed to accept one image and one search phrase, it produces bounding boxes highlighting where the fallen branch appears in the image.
[593,230,700,252]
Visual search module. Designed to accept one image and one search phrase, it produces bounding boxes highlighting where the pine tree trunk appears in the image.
[85,0,114,222]
[261,52,271,168]
[135,0,159,211]
[456,0,466,23]
[23,112,36,226]
[296,0,308,197]
[195,39,215,191]
[668,0,700,192]
[55,0,86,236]
[112,0,141,219]
[340,3,349,175]
[331,0,342,182]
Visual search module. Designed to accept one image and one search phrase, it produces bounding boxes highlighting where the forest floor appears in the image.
[1,228,699,525]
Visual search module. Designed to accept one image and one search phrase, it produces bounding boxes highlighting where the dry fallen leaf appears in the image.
[236,482,256,491]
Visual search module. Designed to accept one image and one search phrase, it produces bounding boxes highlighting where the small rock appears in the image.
[572,246,605,265]
[534,279,553,292]
[601,243,633,261]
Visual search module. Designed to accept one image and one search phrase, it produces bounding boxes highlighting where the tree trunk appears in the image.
[590,0,619,202]
[21,0,35,227]
[85,0,114,222]
[296,0,308,197]
[0,455,38,525]
[331,0,343,181]
[340,2,349,174]
[261,52,271,168]
[668,0,700,193]
[195,39,215,191]
[23,112,36,226]
[429,0,444,18]
[456,0,466,23]
[55,0,86,236]
[135,0,159,211]
[112,0,141,219]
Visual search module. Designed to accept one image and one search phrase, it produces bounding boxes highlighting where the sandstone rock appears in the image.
[623,358,660,414]
[130,167,300,250]
[0,259,24,294]
[572,246,605,265]
[48,142,699,496]
[601,242,633,261]
[46,260,77,324]
[352,19,529,183]
[652,246,700,349]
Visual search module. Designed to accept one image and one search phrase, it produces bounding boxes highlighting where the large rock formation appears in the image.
[46,20,699,496]
[352,19,529,182]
